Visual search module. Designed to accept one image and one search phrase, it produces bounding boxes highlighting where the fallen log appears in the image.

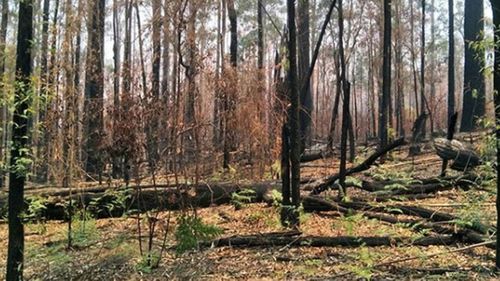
[337,201,492,235]
[300,149,335,163]
[359,174,479,195]
[302,196,494,248]
[203,234,457,249]
[308,137,407,195]
[0,181,281,220]
[303,196,454,235]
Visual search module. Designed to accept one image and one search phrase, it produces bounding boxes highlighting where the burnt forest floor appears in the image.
[0,141,498,280]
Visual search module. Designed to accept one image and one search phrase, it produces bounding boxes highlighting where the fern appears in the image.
[175,215,223,254]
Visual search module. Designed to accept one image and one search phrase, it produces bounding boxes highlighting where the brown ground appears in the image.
[0,144,498,280]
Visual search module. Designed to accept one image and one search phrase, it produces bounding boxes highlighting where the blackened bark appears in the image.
[287,0,301,210]
[448,0,455,131]
[298,0,312,148]
[84,0,105,178]
[224,0,237,168]
[0,0,9,188]
[420,0,426,137]
[380,0,391,149]
[7,1,33,279]
[183,2,198,159]
[152,0,161,98]
[338,0,350,199]
[280,0,301,227]
[460,0,485,132]
[257,0,264,71]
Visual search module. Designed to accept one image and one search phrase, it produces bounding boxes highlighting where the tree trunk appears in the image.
[112,0,121,178]
[448,0,455,133]
[183,2,198,160]
[420,0,427,137]
[223,0,237,169]
[338,0,350,199]
[7,1,33,279]
[0,0,8,188]
[83,0,105,178]
[281,0,301,227]
[298,0,312,148]
[490,0,499,269]
[460,0,485,132]
[379,0,391,150]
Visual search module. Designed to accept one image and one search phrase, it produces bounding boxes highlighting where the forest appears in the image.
[0,0,499,279]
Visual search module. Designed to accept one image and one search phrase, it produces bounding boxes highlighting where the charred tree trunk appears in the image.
[223,0,237,169]
[7,1,33,279]
[460,0,485,132]
[112,0,121,178]
[338,0,350,199]
[448,0,455,132]
[490,0,499,269]
[83,0,105,179]
[379,0,391,150]
[0,0,8,188]
[298,0,312,149]
[281,0,301,227]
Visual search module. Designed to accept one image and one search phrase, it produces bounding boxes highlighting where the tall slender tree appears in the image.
[338,0,350,199]
[420,0,427,136]
[280,0,301,226]
[448,0,455,129]
[223,0,237,169]
[460,0,485,132]
[83,0,105,178]
[298,0,312,148]
[6,0,33,279]
[379,0,391,149]
[490,0,499,270]
[0,0,9,188]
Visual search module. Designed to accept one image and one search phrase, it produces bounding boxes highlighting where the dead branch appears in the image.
[308,137,407,195]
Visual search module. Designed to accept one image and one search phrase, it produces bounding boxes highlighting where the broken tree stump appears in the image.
[434,138,481,171]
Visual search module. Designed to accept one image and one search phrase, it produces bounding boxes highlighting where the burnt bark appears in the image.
[83,0,105,178]
[7,0,33,279]
[460,0,486,132]
[379,0,391,149]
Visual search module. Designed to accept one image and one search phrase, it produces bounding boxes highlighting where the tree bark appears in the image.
[490,0,500,269]
[460,0,486,132]
[0,0,8,188]
[298,0,312,148]
[83,0,105,178]
[379,0,391,150]
[7,1,33,279]
[338,0,350,199]
[448,0,455,133]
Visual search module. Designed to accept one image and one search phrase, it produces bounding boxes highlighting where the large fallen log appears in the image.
[203,234,457,248]
[0,181,281,220]
[308,137,407,195]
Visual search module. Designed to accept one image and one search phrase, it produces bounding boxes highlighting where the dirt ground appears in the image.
[0,145,498,280]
